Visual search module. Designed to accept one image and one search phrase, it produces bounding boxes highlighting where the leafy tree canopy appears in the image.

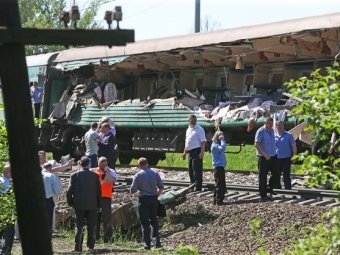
[286,62,340,190]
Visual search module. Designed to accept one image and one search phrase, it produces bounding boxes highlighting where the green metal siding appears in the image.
[68,102,296,128]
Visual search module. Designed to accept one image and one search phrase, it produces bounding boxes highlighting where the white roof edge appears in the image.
[26,52,59,67]
[54,12,340,63]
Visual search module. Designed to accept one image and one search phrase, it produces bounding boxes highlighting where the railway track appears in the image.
[58,173,339,208]
[116,164,306,178]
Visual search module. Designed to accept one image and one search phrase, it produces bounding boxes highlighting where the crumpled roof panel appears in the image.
[54,55,128,71]
[54,12,340,63]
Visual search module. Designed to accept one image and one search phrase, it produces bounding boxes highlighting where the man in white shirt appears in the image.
[183,115,207,191]
[84,122,100,168]
[41,162,63,237]
[38,150,73,173]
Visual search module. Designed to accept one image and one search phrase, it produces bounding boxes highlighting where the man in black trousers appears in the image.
[67,157,101,253]
[254,117,280,200]
[130,157,164,250]
[182,115,207,191]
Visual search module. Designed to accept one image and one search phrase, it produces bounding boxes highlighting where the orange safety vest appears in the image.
[95,168,114,198]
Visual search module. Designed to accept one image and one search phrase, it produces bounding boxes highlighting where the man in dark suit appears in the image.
[98,123,116,169]
[67,157,102,253]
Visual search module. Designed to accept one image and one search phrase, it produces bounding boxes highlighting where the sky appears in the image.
[74,0,340,41]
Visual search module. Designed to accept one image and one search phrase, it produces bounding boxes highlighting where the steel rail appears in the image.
[58,173,339,201]
[116,164,306,177]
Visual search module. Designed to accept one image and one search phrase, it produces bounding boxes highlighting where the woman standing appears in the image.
[211,131,227,205]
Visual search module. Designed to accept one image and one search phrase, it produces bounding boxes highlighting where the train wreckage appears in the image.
[32,12,340,165]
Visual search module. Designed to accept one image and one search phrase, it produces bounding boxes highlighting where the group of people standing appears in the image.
[39,150,118,252]
[84,117,116,169]
[65,155,164,252]
[183,114,228,205]
[255,117,297,200]
[68,116,164,252]
[184,114,297,204]
[0,113,297,254]
[66,156,118,252]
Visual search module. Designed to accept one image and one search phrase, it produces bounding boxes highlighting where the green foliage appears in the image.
[77,0,110,29]
[34,117,47,127]
[249,218,264,235]
[284,208,340,255]
[0,122,9,161]
[286,62,340,190]
[257,247,270,255]
[0,189,17,231]
[286,62,339,136]
[295,152,339,190]
[174,244,200,255]
[0,121,16,231]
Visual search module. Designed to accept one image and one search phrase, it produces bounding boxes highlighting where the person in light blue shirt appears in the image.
[84,122,100,168]
[275,121,297,189]
[130,158,164,250]
[0,163,15,255]
[211,131,227,205]
[30,81,43,118]
[41,162,63,237]
[254,117,279,199]
[0,164,11,193]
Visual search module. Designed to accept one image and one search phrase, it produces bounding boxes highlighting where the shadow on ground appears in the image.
[161,204,217,238]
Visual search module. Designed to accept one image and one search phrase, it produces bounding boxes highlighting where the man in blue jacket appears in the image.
[255,117,279,200]
[275,121,297,189]
[211,131,227,205]
[130,158,164,250]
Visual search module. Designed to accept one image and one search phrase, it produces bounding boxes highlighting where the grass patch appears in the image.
[130,145,258,171]
[130,145,302,173]
[12,228,173,254]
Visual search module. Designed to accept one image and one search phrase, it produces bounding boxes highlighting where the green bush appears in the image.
[286,62,340,190]
[174,244,200,255]
[249,218,264,235]
[284,208,340,255]
[0,121,16,231]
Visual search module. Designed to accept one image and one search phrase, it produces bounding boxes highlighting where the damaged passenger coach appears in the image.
[36,13,340,165]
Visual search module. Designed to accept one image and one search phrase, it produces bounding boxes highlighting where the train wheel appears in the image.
[146,156,159,166]
[52,151,63,162]
[119,153,132,165]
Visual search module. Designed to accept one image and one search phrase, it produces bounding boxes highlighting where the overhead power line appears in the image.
[125,0,168,20]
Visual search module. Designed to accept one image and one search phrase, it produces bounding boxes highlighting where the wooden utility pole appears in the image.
[0,0,134,254]
[0,0,52,254]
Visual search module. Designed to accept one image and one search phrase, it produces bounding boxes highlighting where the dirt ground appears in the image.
[11,189,328,255]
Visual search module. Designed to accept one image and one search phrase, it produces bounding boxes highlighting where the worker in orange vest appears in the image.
[94,156,118,243]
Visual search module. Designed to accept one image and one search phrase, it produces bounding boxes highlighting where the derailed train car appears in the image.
[37,13,340,164]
